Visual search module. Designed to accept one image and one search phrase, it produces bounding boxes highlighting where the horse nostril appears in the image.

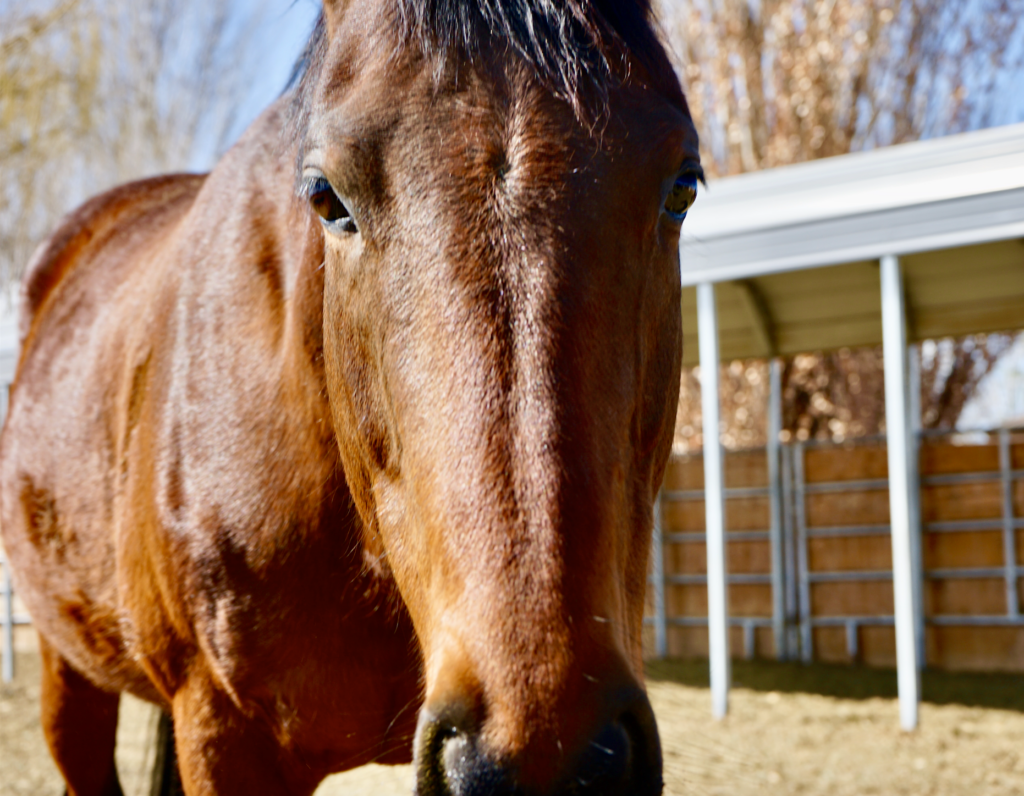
[414,709,456,796]
[573,693,663,796]
[575,722,632,791]
[440,731,474,795]
[414,706,511,796]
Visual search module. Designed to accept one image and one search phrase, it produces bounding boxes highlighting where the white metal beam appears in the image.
[697,282,730,719]
[735,279,776,358]
[880,255,921,731]
[680,121,1024,286]
[2,558,12,683]
[768,359,786,660]
[908,345,925,668]
[652,491,668,658]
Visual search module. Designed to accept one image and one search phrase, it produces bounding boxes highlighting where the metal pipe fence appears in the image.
[3,417,1022,678]
[647,426,1024,666]
[1,553,34,683]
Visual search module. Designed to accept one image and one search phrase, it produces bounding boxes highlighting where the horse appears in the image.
[0,2,700,794]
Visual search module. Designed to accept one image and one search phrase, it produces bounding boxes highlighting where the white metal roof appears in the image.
[681,121,1024,285]
[1,125,1022,377]
[678,122,1024,365]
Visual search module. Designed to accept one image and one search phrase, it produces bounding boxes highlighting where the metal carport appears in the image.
[671,121,1024,729]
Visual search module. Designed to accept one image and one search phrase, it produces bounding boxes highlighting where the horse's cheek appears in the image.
[321,289,372,491]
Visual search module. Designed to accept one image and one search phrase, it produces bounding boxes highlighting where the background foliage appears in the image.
[655,0,1024,451]
[0,0,267,290]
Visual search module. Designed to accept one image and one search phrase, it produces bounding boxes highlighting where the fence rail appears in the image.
[4,423,1024,677]
[647,426,1024,670]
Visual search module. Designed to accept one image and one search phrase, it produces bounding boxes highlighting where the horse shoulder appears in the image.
[19,173,207,351]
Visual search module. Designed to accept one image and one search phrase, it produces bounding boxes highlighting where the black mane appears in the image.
[288,0,674,129]
[397,0,661,108]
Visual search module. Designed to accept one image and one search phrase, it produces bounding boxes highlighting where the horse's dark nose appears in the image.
[574,721,632,791]
[413,692,662,796]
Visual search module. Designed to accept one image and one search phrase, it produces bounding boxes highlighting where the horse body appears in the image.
[5,103,422,789]
[1,3,699,794]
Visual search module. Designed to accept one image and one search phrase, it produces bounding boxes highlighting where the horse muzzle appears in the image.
[412,687,663,796]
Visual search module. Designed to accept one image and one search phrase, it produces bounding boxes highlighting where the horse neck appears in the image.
[188,100,334,458]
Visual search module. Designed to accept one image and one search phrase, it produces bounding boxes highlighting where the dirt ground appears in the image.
[3,649,1024,796]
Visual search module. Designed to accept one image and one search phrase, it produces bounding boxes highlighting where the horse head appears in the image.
[300,2,699,793]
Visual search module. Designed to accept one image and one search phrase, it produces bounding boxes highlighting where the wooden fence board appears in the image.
[810,626,899,667]
[729,584,773,617]
[859,626,897,667]
[724,497,770,531]
[661,500,705,532]
[754,627,775,658]
[659,626,770,659]
[663,452,772,491]
[662,497,770,532]
[727,540,772,573]
[810,582,893,616]
[925,578,1006,615]
[804,445,888,482]
[923,531,1004,569]
[668,584,773,617]
[927,627,1024,672]
[813,627,852,664]
[650,437,1024,672]
[808,536,892,572]
[666,543,704,575]
[1013,441,1024,469]
[666,627,708,658]
[920,442,999,474]
[668,584,707,616]
[666,540,771,575]
[662,458,702,491]
[724,451,768,488]
[806,490,890,527]
[664,626,754,659]
[921,481,1002,521]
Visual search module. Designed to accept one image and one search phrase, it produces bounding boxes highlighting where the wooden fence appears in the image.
[6,428,1024,678]
[646,429,1024,672]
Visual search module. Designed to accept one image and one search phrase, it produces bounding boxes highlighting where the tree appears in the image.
[656,0,1024,449]
[0,0,269,291]
[656,0,1024,177]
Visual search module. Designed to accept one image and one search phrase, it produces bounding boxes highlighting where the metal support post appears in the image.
[793,443,812,662]
[781,445,798,659]
[880,254,921,731]
[908,345,925,668]
[2,557,13,683]
[652,490,669,657]
[768,358,786,660]
[2,386,14,682]
[999,429,1019,619]
[697,281,730,719]
[846,620,860,662]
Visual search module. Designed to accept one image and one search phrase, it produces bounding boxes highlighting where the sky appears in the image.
[215,0,321,165]
[959,335,1024,431]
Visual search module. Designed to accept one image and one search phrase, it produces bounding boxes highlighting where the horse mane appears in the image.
[287,0,674,138]
[396,0,662,108]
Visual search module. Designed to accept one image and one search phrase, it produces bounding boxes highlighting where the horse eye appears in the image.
[305,175,356,233]
[664,174,698,222]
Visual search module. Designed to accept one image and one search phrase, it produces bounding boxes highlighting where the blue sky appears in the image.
[215,0,320,164]
[229,0,1024,154]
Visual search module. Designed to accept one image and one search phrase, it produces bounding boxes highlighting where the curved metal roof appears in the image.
[679,122,1024,365]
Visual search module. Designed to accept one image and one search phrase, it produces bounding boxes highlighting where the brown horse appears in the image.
[0,2,700,794]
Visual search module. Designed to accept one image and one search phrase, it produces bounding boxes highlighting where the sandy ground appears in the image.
[3,650,1024,796]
